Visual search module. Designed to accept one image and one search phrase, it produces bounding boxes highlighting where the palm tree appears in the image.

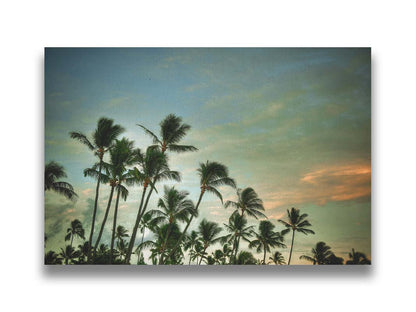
[138,113,198,154]
[220,213,254,264]
[45,161,77,200]
[64,219,85,248]
[70,117,124,262]
[236,251,257,265]
[225,187,266,219]
[278,207,315,265]
[249,220,286,264]
[59,245,79,265]
[138,223,184,264]
[115,225,129,243]
[189,240,206,265]
[154,186,195,263]
[84,138,135,260]
[197,219,222,265]
[124,148,180,263]
[116,239,129,261]
[269,251,286,265]
[183,230,202,265]
[346,248,371,264]
[77,241,90,263]
[300,242,335,265]
[166,161,236,263]
[139,210,164,245]
[45,251,63,265]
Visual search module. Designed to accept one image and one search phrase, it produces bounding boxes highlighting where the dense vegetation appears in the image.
[44,115,370,265]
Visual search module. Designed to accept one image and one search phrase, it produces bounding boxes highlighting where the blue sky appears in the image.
[45,48,371,264]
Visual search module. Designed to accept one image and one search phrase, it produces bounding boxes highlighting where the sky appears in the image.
[45,48,371,264]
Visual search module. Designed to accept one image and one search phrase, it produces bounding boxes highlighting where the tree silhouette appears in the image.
[124,148,180,263]
[220,213,254,264]
[197,219,223,265]
[278,207,315,265]
[166,161,236,263]
[268,251,286,265]
[346,248,371,264]
[64,219,85,248]
[249,220,286,264]
[45,251,63,265]
[45,161,77,200]
[70,117,124,262]
[225,187,266,219]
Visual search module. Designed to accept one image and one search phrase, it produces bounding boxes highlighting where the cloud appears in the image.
[81,188,93,196]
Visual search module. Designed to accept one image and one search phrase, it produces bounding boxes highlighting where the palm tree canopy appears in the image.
[249,220,286,253]
[225,187,266,219]
[346,248,371,264]
[115,225,129,240]
[197,161,236,203]
[300,241,334,265]
[236,251,257,265]
[70,117,125,154]
[45,161,78,200]
[221,213,254,245]
[198,219,223,247]
[138,114,198,153]
[129,147,181,190]
[65,219,85,241]
[269,251,286,265]
[154,186,195,224]
[278,207,315,235]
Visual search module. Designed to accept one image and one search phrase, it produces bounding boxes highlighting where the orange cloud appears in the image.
[263,163,371,210]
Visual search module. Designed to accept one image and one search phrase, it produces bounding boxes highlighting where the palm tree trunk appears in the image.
[199,247,207,265]
[159,222,173,264]
[110,186,121,264]
[288,229,295,265]
[162,191,204,264]
[87,159,103,263]
[125,186,148,264]
[263,248,267,265]
[70,235,74,248]
[93,185,115,259]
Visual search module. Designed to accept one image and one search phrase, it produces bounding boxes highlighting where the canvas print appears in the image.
[44,48,371,265]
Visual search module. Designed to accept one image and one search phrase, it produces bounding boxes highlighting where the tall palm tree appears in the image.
[138,113,198,154]
[300,241,334,265]
[45,161,77,200]
[154,186,195,263]
[249,220,286,264]
[70,117,124,262]
[85,138,135,261]
[124,148,180,263]
[346,248,371,264]
[165,161,236,263]
[64,219,85,248]
[278,207,315,265]
[197,219,222,265]
[220,213,254,264]
[268,251,286,265]
[225,187,266,219]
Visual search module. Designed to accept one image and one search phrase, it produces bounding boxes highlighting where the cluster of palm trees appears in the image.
[44,114,371,265]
